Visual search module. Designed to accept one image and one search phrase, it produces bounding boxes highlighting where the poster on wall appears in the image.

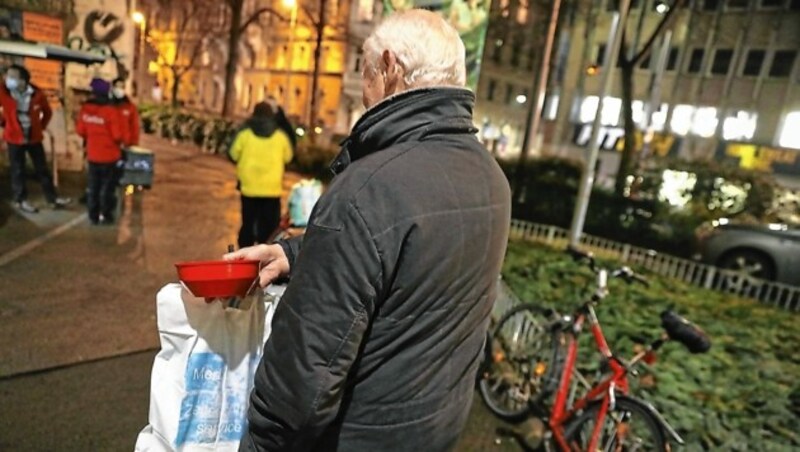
[382,0,489,89]
[22,12,64,110]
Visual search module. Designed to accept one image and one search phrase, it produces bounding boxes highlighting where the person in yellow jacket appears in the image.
[230,101,293,248]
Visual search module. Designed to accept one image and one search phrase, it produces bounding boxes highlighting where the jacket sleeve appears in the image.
[130,104,141,146]
[75,106,86,139]
[109,108,123,144]
[281,131,293,164]
[275,235,302,268]
[39,93,52,129]
[241,201,382,452]
[229,129,245,163]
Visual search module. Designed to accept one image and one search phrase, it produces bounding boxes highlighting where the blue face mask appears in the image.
[5,77,19,91]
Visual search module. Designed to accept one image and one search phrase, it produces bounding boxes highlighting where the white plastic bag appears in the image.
[135,284,283,451]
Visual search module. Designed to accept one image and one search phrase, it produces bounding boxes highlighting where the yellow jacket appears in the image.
[230,127,293,197]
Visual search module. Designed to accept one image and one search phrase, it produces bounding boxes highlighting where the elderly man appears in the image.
[228,9,510,451]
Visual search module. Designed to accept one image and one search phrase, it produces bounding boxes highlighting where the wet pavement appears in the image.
[0,135,522,451]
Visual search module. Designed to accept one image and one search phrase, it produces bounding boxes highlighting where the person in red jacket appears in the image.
[76,78,123,225]
[1,64,71,213]
[111,77,140,147]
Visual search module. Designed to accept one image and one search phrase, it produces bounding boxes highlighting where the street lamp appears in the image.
[515,94,527,105]
[132,11,146,99]
[282,0,298,115]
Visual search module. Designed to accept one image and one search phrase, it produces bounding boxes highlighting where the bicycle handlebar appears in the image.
[566,246,596,271]
[613,267,650,287]
[567,246,650,288]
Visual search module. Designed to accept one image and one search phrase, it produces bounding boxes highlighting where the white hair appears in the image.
[363,9,467,88]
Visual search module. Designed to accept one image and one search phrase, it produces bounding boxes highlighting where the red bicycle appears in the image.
[480,248,711,451]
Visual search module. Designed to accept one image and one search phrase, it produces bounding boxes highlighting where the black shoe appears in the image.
[100,216,115,225]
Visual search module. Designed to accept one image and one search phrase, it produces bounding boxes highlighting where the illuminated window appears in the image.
[600,97,622,126]
[579,96,599,124]
[357,0,373,21]
[632,100,645,125]
[671,105,695,135]
[651,103,668,132]
[517,0,529,24]
[544,94,560,120]
[778,111,800,149]
[692,107,719,138]
[723,111,757,141]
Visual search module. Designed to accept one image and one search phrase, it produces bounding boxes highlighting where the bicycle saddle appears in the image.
[661,310,711,354]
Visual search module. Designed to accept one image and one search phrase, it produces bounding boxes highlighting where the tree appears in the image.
[614,0,687,195]
[221,0,285,118]
[148,0,221,107]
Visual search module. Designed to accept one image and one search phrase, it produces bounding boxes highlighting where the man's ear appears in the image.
[381,50,404,94]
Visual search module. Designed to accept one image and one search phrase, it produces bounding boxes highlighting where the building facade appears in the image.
[142,0,350,128]
[476,0,800,184]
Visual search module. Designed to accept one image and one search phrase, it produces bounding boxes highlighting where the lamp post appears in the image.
[282,0,298,115]
[132,11,146,100]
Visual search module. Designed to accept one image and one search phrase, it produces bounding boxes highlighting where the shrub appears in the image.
[502,241,800,450]
[507,156,785,256]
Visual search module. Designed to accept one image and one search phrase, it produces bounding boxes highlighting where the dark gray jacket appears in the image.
[240,88,511,452]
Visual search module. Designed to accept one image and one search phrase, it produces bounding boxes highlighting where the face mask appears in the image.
[112,88,125,98]
[5,77,19,91]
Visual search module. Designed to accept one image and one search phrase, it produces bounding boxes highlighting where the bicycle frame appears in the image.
[549,303,631,451]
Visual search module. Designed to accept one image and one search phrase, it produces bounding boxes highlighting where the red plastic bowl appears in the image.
[175,260,260,298]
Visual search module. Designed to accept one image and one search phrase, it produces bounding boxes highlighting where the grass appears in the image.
[501,240,800,451]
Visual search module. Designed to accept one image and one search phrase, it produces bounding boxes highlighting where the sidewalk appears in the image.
[0,135,301,378]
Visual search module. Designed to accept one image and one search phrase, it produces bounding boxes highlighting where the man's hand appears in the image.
[224,244,290,287]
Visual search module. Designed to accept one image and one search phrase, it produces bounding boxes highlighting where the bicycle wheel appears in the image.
[561,396,667,452]
[478,302,563,422]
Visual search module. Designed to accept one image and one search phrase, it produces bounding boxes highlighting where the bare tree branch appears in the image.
[631,0,687,66]
[239,7,287,33]
[301,4,320,27]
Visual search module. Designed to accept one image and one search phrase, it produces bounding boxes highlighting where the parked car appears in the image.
[695,219,800,286]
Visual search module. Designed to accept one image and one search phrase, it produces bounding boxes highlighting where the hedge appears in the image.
[502,241,799,450]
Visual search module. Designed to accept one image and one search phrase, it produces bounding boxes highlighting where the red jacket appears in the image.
[114,96,140,146]
[0,83,52,145]
[76,98,123,164]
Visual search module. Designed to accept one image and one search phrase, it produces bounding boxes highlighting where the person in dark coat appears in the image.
[226,9,511,452]
[266,95,296,150]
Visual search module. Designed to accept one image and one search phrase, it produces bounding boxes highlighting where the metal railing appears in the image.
[505,219,800,313]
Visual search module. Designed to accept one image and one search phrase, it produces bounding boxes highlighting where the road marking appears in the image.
[0,213,87,267]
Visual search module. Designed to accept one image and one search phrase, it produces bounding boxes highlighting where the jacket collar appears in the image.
[331,87,477,175]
